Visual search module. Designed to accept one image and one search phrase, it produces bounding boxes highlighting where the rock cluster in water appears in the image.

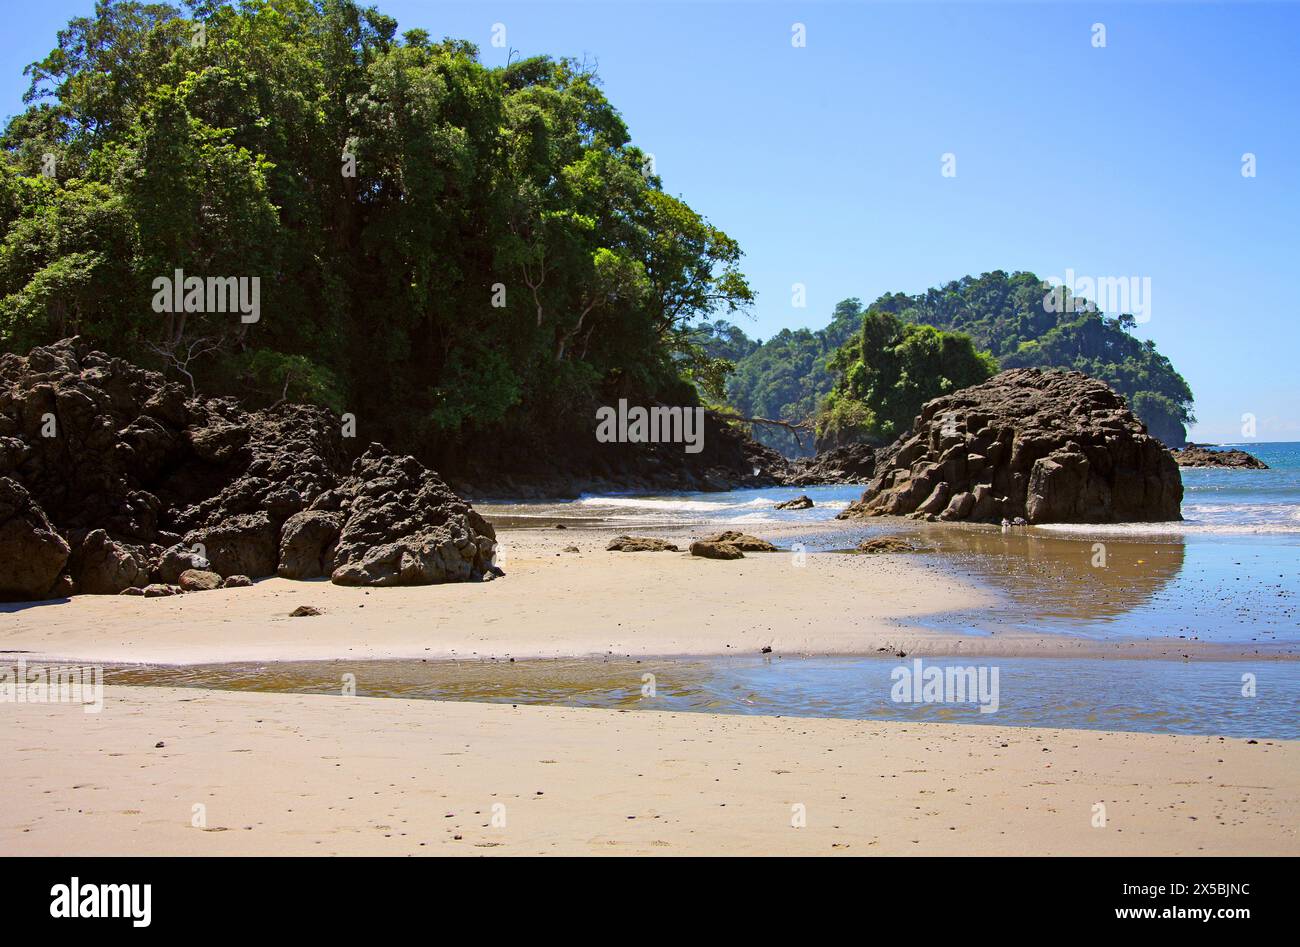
[784,443,877,487]
[0,339,496,600]
[838,369,1183,524]
[1169,444,1268,469]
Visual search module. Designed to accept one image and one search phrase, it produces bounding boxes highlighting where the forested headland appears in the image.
[709,271,1195,454]
[0,0,752,482]
[1,2,1196,484]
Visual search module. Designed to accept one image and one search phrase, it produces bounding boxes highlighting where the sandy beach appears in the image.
[3,685,1296,856]
[4,526,1296,857]
[0,525,1281,665]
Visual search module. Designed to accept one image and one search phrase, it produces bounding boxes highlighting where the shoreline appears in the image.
[4,686,1295,856]
[1,521,1294,666]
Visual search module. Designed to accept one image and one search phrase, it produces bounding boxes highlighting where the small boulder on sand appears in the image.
[142,583,182,597]
[689,540,745,560]
[606,536,679,552]
[700,530,777,552]
[854,536,929,554]
[178,569,223,592]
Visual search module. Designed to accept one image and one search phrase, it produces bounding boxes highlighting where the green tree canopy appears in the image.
[1,0,753,467]
[818,310,998,445]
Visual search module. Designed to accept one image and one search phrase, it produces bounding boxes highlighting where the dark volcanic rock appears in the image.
[0,339,496,598]
[452,408,791,500]
[329,448,495,587]
[838,369,1182,525]
[1170,444,1269,469]
[171,511,279,580]
[278,510,342,580]
[69,529,150,594]
[0,476,70,600]
[786,443,877,486]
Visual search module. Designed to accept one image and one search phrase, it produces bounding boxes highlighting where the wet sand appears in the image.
[3,686,1295,856]
[1,524,1287,665]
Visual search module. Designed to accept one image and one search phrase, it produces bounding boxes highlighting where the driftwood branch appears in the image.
[705,408,813,449]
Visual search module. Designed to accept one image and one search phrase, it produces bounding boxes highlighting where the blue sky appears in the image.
[2,1,1297,441]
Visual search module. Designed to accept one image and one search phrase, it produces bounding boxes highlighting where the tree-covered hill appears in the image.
[0,0,752,477]
[716,270,1195,453]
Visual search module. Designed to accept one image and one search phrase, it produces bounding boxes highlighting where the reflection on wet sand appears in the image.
[102,654,1300,739]
[900,524,1186,626]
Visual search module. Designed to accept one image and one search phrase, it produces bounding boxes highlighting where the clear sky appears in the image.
[2,1,1297,442]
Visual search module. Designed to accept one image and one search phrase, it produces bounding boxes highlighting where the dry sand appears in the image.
[0,527,1272,664]
[3,685,1295,856]
[4,526,1294,857]
[2,526,996,665]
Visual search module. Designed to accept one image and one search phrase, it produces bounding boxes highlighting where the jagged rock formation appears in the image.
[774,495,814,510]
[838,369,1182,524]
[0,477,71,599]
[1170,444,1268,469]
[0,339,496,600]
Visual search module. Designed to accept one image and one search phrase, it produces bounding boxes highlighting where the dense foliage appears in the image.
[818,309,998,445]
[0,0,752,467]
[859,271,1195,446]
[713,270,1195,453]
[693,299,862,455]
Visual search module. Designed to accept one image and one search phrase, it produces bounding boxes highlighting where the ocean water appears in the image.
[1169,441,1300,533]
[478,442,1300,649]
[482,441,1300,535]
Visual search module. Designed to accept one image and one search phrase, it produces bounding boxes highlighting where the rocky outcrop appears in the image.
[1170,444,1268,469]
[0,339,496,599]
[774,495,814,510]
[277,511,341,580]
[785,443,877,486]
[0,477,71,600]
[839,369,1182,524]
[328,449,497,587]
[454,409,790,499]
[67,529,149,595]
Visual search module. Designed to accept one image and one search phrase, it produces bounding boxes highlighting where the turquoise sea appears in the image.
[487,441,1300,534]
